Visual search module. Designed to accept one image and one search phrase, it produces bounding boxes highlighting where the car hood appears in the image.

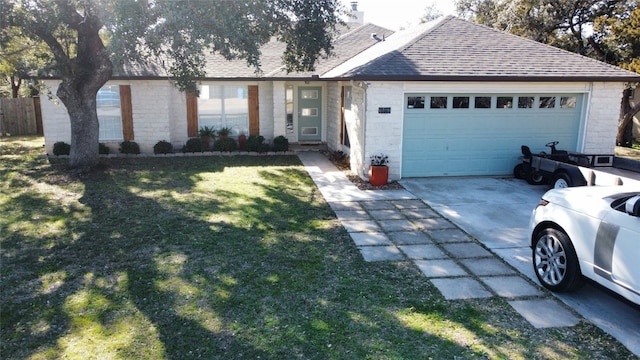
[541,186,640,217]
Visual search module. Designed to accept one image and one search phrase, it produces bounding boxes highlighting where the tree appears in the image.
[593,3,640,145]
[455,0,640,146]
[2,0,345,170]
[419,4,444,23]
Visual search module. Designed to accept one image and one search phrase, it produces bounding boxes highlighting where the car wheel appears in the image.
[532,228,583,292]
[513,164,526,179]
[552,172,572,189]
[526,171,545,185]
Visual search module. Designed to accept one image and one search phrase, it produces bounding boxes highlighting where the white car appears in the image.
[529,186,640,305]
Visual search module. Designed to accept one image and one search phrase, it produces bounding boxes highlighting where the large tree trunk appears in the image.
[10,76,21,98]
[50,4,113,170]
[617,88,640,147]
[57,82,101,169]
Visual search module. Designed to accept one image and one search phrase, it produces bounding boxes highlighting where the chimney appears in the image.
[350,2,364,24]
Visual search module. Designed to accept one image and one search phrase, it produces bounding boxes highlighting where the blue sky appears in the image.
[341,0,457,30]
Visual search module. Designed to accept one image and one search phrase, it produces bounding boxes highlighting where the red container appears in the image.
[369,165,389,186]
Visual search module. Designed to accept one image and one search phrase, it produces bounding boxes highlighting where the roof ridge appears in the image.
[397,15,455,53]
[455,17,640,77]
[353,16,453,73]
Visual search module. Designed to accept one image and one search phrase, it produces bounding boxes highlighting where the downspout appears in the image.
[362,85,368,180]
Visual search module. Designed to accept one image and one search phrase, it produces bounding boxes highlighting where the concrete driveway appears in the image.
[400,177,640,356]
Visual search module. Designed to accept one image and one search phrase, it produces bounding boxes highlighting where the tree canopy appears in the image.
[1,0,345,169]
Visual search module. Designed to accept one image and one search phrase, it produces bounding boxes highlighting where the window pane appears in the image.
[518,96,534,108]
[301,90,318,99]
[407,96,425,108]
[497,97,513,108]
[539,96,556,108]
[453,97,469,108]
[198,85,248,136]
[198,85,223,129]
[286,85,294,134]
[225,86,249,135]
[301,108,318,117]
[560,96,576,109]
[97,85,122,141]
[474,96,491,108]
[430,96,447,109]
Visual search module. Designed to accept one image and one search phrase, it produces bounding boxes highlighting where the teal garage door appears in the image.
[402,93,583,177]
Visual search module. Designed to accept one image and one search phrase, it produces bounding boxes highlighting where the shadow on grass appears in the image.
[1,155,621,359]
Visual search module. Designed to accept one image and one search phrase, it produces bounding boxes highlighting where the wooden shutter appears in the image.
[248,85,259,135]
[186,91,198,137]
[119,85,134,140]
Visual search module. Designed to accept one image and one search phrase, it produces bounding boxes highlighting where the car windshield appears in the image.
[609,192,640,212]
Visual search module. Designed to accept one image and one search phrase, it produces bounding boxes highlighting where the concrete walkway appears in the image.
[297,151,579,329]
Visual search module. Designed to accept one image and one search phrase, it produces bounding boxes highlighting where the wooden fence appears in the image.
[0,97,43,136]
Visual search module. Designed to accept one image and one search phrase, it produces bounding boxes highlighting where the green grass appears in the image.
[1,137,636,359]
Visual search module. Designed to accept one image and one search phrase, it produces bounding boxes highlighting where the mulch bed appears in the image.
[323,151,404,191]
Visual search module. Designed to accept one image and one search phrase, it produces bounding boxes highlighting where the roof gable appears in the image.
[324,16,640,82]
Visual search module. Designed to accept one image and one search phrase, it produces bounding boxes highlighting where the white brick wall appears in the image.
[271,81,286,140]
[363,82,404,180]
[41,79,183,154]
[130,81,182,153]
[259,81,275,141]
[583,82,625,154]
[325,82,341,149]
[344,85,366,178]
[40,80,72,154]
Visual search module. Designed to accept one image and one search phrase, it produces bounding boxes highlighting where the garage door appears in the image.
[402,93,583,177]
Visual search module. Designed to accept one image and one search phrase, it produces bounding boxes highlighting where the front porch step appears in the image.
[290,142,327,153]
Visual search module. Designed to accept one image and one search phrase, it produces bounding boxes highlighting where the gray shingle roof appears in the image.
[324,16,640,82]
[113,22,394,80]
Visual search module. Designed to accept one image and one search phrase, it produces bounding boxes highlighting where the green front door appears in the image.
[298,86,322,142]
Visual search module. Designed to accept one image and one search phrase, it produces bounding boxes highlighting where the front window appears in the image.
[286,85,294,134]
[198,85,248,136]
[97,85,123,141]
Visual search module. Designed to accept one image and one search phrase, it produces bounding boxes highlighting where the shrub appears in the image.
[119,140,140,155]
[154,140,174,154]
[272,135,289,152]
[183,137,203,153]
[99,143,110,155]
[246,135,266,152]
[213,137,237,152]
[52,141,70,156]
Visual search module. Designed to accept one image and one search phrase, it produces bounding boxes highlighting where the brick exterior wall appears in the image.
[325,82,341,150]
[271,81,287,140]
[343,85,366,179]
[40,78,627,179]
[583,82,625,153]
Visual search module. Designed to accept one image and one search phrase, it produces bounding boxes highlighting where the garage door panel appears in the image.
[402,93,583,177]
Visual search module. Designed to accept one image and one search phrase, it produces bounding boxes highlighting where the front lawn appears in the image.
[1,137,635,359]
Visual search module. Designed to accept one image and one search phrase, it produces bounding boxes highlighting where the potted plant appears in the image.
[217,127,232,139]
[199,126,215,150]
[368,152,389,186]
[238,132,247,150]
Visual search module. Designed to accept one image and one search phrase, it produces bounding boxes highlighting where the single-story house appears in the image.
[40,15,640,180]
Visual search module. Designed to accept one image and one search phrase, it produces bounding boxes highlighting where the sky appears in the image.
[340,0,457,31]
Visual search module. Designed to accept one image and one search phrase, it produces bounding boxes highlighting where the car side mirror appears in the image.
[625,195,640,217]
